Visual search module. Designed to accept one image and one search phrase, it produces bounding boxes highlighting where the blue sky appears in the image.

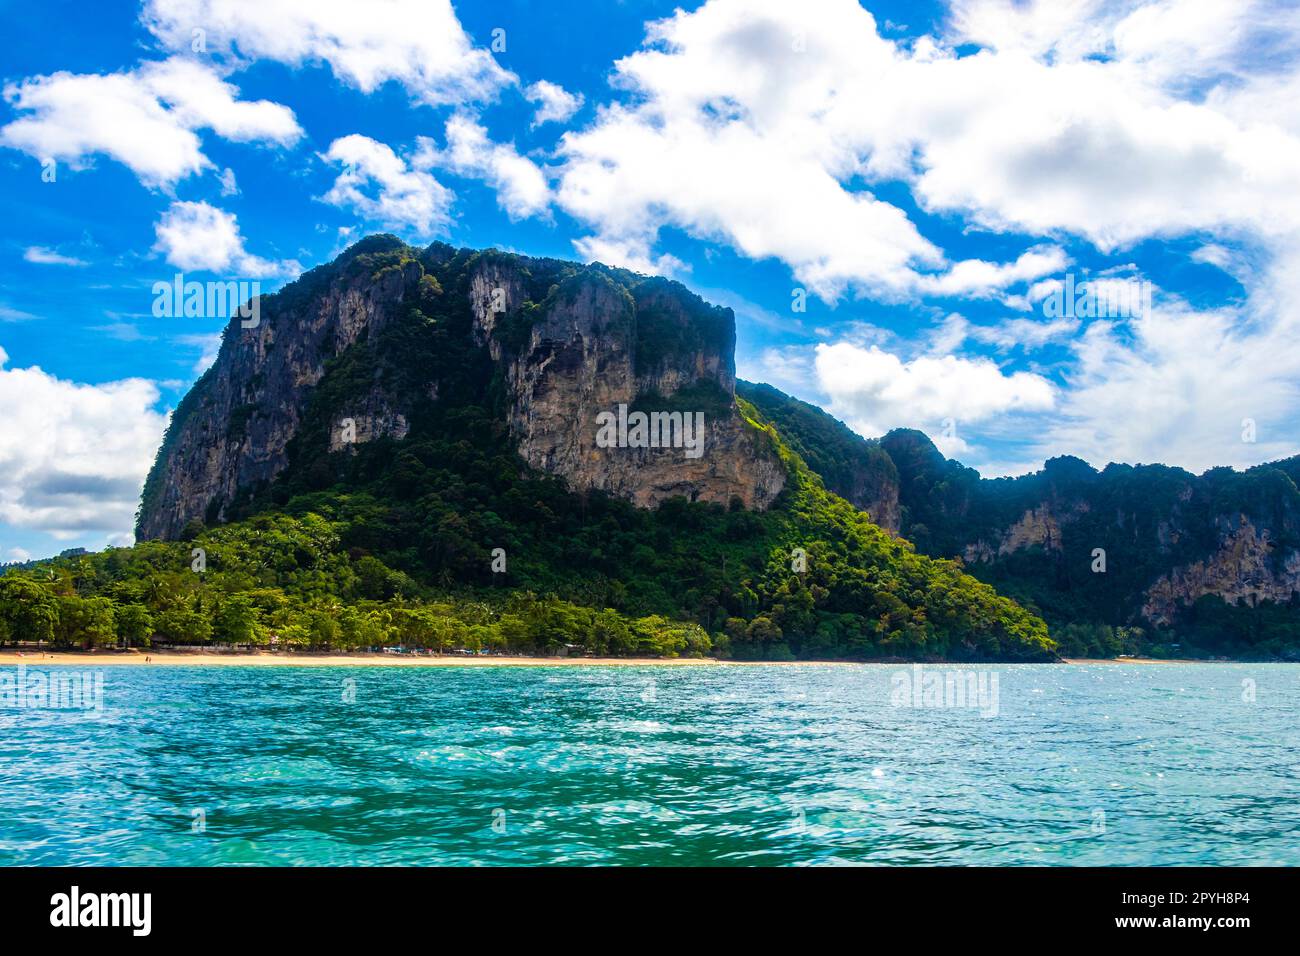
[1,0,1298,562]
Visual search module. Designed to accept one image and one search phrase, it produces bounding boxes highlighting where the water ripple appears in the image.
[1,663,1297,865]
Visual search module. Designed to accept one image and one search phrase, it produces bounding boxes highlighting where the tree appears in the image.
[305,608,340,648]
[0,575,59,646]
[56,595,118,649]
[115,604,154,648]
[154,605,213,645]
[213,594,259,645]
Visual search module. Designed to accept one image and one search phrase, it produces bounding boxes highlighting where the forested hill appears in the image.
[0,236,1054,662]
[740,382,1300,659]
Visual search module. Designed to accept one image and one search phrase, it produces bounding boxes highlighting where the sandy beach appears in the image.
[0,650,734,667]
[1060,657,1208,664]
[0,650,1227,667]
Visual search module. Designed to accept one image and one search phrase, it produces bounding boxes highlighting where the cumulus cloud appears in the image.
[153,200,296,276]
[949,0,1298,92]
[551,1,940,298]
[418,114,550,221]
[546,0,1300,475]
[321,134,454,237]
[0,345,167,539]
[898,1,1300,250]
[836,262,1300,477]
[571,235,687,277]
[0,56,300,187]
[143,0,513,107]
[525,80,583,126]
[917,246,1069,300]
[558,93,941,297]
[553,0,1300,301]
[1026,281,1300,473]
[814,341,1056,439]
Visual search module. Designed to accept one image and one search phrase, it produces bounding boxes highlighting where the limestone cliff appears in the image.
[136,236,784,541]
[482,270,784,510]
[1142,517,1300,625]
[877,429,1300,629]
[136,253,422,540]
[962,502,1090,563]
[741,402,1300,632]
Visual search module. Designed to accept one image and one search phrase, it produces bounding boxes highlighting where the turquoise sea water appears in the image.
[2,662,1297,866]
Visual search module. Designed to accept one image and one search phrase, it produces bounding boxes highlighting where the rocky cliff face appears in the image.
[136,257,422,540]
[878,429,1300,627]
[1142,517,1300,625]
[136,237,784,541]
[962,501,1090,563]
[746,401,1300,630]
[134,235,1299,639]
[482,271,784,510]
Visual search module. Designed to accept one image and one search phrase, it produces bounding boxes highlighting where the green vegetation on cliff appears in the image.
[740,385,1300,660]
[0,393,1053,660]
[3,238,1054,661]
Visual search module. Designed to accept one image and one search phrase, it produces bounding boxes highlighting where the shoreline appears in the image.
[1059,656,1231,665]
[0,650,1254,667]
[0,650,723,668]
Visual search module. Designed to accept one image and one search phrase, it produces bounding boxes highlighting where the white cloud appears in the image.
[549,1,939,299]
[814,341,1056,438]
[901,256,1300,476]
[137,57,301,143]
[525,80,583,126]
[978,316,1081,350]
[23,246,88,267]
[899,1,1300,250]
[321,134,454,237]
[143,0,513,107]
[553,0,1300,302]
[6,547,32,563]
[945,0,1116,60]
[935,312,1081,352]
[419,114,550,221]
[218,166,239,196]
[927,314,971,356]
[558,109,941,300]
[571,235,686,277]
[0,345,168,538]
[0,56,300,188]
[153,200,296,276]
[1022,274,1300,473]
[917,246,1068,300]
